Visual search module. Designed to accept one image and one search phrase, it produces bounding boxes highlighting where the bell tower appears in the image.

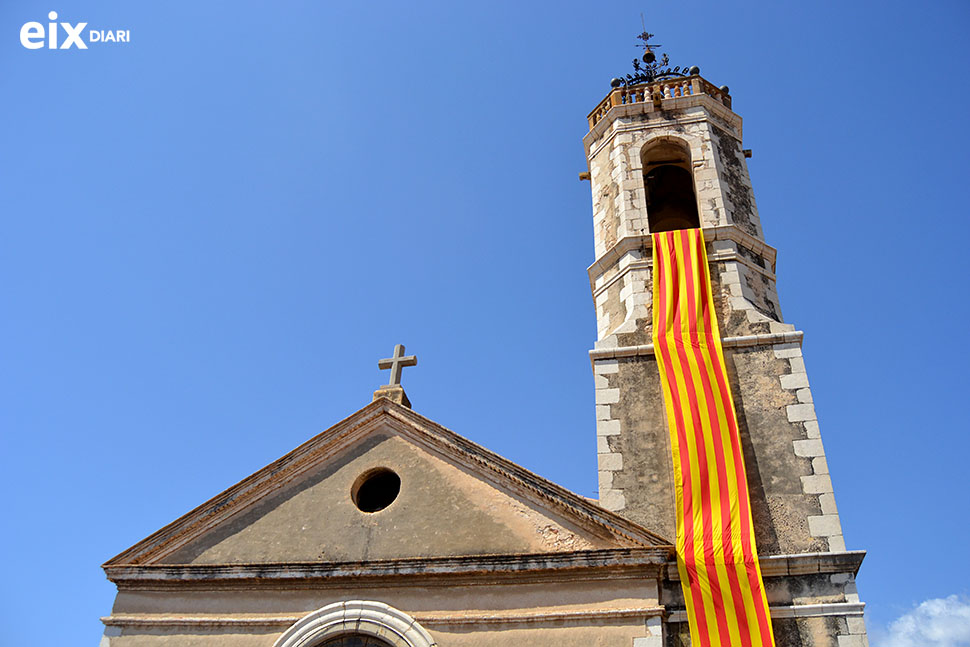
[584,34,870,646]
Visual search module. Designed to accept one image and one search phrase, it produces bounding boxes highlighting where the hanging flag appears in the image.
[652,228,775,647]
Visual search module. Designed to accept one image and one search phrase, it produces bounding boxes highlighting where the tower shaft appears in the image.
[584,77,869,646]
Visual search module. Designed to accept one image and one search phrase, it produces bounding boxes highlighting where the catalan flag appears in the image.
[652,229,775,647]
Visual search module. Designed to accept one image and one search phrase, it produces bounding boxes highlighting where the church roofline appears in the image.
[103,398,671,568]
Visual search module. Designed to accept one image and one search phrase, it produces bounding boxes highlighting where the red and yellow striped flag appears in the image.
[652,228,775,647]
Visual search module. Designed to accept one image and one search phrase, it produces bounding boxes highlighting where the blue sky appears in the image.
[1,1,968,645]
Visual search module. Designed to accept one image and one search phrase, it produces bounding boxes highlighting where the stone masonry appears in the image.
[583,79,869,646]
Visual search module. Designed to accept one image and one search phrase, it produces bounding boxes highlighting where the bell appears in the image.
[642,47,656,64]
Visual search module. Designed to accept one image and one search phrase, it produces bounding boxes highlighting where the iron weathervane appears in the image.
[611,32,699,88]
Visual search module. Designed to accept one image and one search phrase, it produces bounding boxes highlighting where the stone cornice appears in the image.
[664,551,866,581]
[105,547,672,590]
[103,606,667,630]
[587,226,778,296]
[760,550,867,577]
[590,331,804,362]
[103,614,300,629]
[413,606,664,627]
[667,601,865,623]
[104,601,862,632]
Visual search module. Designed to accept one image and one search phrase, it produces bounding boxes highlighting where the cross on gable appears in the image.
[378,344,417,386]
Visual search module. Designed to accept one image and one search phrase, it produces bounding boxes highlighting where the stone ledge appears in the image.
[667,601,865,623]
[106,547,675,588]
[103,606,668,630]
[418,606,664,627]
[587,226,778,294]
[665,551,866,580]
[590,331,804,363]
[591,241,777,300]
[102,614,302,629]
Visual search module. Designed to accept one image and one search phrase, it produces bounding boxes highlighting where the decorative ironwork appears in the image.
[611,32,699,88]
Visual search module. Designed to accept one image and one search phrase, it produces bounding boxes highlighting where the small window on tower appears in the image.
[642,140,700,232]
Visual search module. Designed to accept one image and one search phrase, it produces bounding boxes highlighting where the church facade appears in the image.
[101,48,869,647]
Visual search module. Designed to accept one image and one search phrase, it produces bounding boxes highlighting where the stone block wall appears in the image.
[592,246,848,556]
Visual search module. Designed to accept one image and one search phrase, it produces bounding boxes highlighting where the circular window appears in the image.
[351,468,400,513]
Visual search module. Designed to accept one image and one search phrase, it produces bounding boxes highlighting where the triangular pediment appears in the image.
[105,399,667,567]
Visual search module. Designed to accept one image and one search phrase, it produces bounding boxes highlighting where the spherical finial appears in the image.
[610,77,623,88]
[719,85,730,94]
[689,66,700,75]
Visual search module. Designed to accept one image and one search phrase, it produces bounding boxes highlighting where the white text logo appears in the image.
[20,11,130,50]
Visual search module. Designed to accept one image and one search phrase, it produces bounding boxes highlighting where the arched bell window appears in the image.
[641,139,700,232]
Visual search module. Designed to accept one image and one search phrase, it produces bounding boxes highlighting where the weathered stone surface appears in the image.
[162,431,614,565]
[583,79,865,647]
[730,346,826,554]
[373,384,411,408]
[604,355,676,541]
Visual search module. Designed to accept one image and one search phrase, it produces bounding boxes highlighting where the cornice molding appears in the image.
[587,226,778,295]
[106,547,673,589]
[590,331,804,362]
[664,551,866,581]
[102,606,666,631]
[667,601,865,623]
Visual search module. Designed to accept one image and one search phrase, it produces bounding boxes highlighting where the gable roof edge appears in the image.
[104,399,671,567]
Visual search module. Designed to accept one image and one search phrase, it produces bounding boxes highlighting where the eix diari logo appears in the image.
[20,11,130,49]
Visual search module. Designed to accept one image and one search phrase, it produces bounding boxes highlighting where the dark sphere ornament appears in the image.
[689,66,700,75]
[719,85,730,94]
[610,77,623,88]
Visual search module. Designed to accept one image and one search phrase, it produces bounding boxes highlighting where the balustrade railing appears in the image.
[587,76,731,130]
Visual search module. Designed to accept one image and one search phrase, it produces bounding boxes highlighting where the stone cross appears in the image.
[378,344,417,386]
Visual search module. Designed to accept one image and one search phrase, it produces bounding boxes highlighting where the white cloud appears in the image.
[877,595,970,647]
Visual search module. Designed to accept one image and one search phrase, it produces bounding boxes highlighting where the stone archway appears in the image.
[273,600,437,647]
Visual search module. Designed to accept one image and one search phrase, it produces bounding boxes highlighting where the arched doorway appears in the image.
[274,600,437,647]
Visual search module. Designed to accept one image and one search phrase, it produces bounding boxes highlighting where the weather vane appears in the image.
[610,31,699,88]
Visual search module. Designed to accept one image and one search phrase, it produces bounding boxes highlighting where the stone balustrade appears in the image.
[587,76,732,130]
